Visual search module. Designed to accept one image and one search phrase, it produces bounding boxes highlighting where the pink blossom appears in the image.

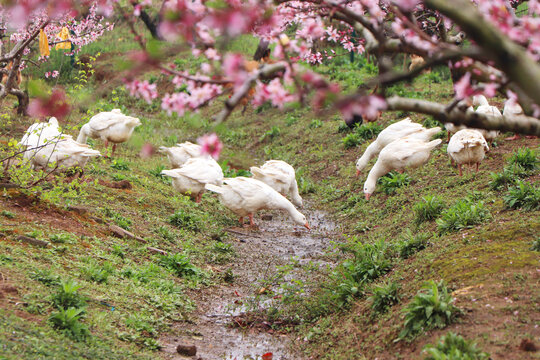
[200,63,212,74]
[28,89,70,121]
[392,0,421,12]
[340,96,386,122]
[204,48,221,61]
[125,79,158,104]
[197,133,223,160]
[454,73,477,100]
[51,70,59,78]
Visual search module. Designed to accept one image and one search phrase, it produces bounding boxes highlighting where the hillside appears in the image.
[0,27,539,360]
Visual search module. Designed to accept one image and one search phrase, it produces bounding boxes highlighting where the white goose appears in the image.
[355,118,427,175]
[250,160,303,207]
[503,99,524,141]
[205,177,310,229]
[363,138,442,200]
[161,157,223,203]
[20,117,62,148]
[472,95,501,142]
[159,141,202,168]
[77,109,141,155]
[23,134,101,173]
[447,129,489,176]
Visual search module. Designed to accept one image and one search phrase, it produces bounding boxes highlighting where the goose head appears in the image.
[363,177,377,201]
[289,207,310,230]
[472,95,489,107]
[125,116,142,128]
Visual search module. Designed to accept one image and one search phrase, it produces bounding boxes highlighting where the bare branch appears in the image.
[213,62,287,124]
[385,96,540,136]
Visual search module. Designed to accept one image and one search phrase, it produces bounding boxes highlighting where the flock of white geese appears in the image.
[17,94,524,229]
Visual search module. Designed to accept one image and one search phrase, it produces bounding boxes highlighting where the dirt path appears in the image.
[161,207,338,360]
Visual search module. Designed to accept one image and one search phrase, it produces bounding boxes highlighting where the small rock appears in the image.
[68,205,89,215]
[1,285,18,295]
[519,339,537,352]
[109,225,147,243]
[89,216,105,224]
[176,344,197,356]
[16,235,49,248]
[261,214,273,221]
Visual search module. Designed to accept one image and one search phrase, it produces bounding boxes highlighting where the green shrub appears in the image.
[168,209,200,231]
[399,229,430,259]
[50,279,86,310]
[49,307,90,341]
[378,172,411,195]
[437,198,491,234]
[80,260,115,284]
[110,158,130,170]
[285,113,298,126]
[489,168,518,190]
[399,280,461,340]
[414,195,445,224]
[342,133,362,148]
[159,253,200,277]
[507,148,538,171]
[337,122,351,133]
[355,122,382,140]
[335,278,365,308]
[370,281,401,315]
[503,181,540,211]
[423,332,490,360]
[260,126,281,141]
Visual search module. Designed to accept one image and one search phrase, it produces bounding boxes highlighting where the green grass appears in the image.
[422,332,490,360]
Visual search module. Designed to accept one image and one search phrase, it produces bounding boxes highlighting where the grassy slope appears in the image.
[1,27,539,359]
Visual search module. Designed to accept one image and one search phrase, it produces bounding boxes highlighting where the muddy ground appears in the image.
[160,208,340,360]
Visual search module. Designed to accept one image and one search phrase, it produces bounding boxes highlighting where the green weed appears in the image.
[531,237,540,252]
[110,159,130,171]
[355,122,382,140]
[260,126,281,141]
[369,281,401,315]
[49,232,77,244]
[399,229,430,259]
[414,195,445,224]
[103,208,132,230]
[80,260,115,283]
[399,280,461,341]
[437,198,491,234]
[503,181,540,211]
[309,119,323,129]
[378,172,411,195]
[342,133,362,148]
[422,332,490,360]
[29,269,61,287]
[50,279,86,310]
[1,210,15,219]
[159,253,200,277]
[48,307,90,341]
[168,209,200,231]
[507,148,538,171]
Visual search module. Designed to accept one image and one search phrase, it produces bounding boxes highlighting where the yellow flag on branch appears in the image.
[39,29,50,57]
[55,27,71,50]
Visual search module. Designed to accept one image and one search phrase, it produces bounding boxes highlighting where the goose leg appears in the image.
[475,162,479,172]
[195,193,202,203]
[248,213,255,227]
[238,217,244,226]
[112,144,117,157]
[447,132,450,142]
[505,134,520,141]
[458,164,462,177]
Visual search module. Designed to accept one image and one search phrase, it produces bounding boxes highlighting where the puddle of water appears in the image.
[161,206,338,360]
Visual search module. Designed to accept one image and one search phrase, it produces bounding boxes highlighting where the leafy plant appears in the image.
[103,208,132,230]
[369,281,401,315]
[437,198,491,234]
[159,253,200,277]
[168,209,200,231]
[342,133,362,148]
[414,195,445,224]
[355,122,382,140]
[309,119,323,129]
[378,172,411,194]
[110,158,130,170]
[1,210,15,219]
[260,126,281,141]
[503,181,540,211]
[219,160,252,177]
[285,113,298,126]
[50,279,86,310]
[507,147,538,171]
[423,332,490,360]
[49,232,76,244]
[399,229,430,259]
[49,307,90,341]
[338,122,351,133]
[399,280,461,340]
[335,277,365,308]
[531,237,540,252]
[148,164,171,184]
[111,244,126,258]
[489,168,518,190]
[80,260,115,283]
[29,269,60,287]
[344,240,392,284]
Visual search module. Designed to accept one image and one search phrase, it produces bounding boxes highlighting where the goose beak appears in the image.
[304,222,311,230]
[355,169,361,178]
[364,193,371,201]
